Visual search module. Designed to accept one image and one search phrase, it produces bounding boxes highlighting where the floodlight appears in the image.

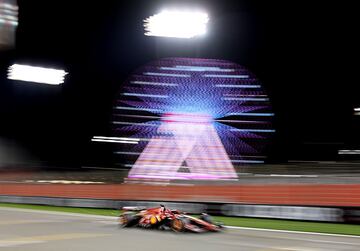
[144,10,209,38]
[7,64,67,85]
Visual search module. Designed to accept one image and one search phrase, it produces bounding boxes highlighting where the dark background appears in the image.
[0,0,358,168]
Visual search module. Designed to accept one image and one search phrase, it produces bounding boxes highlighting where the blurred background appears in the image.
[1,0,360,222]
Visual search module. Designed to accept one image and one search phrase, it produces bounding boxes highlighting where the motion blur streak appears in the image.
[160,66,235,72]
[91,136,139,144]
[215,84,261,88]
[204,74,249,78]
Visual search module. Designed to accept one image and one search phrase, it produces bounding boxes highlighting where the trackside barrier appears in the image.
[221,204,343,222]
[1,195,360,223]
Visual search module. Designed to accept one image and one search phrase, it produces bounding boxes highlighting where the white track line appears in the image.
[225,226,360,239]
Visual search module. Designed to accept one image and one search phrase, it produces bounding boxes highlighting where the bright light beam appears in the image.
[91,136,139,144]
[7,64,67,85]
[144,10,209,38]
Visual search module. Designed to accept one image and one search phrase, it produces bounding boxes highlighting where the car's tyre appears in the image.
[119,213,139,227]
[118,214,128,227]
[171,218,186,232]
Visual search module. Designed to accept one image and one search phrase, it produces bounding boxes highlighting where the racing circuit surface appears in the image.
[1,207,360,250]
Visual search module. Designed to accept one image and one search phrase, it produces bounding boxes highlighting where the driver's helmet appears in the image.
[160,204,166,212]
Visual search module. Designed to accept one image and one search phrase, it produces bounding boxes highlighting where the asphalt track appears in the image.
[1,207,360,251]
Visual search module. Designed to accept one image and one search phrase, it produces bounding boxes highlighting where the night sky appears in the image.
[0,0,358,168]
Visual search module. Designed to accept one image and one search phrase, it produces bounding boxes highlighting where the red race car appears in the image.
[118,205,223,233]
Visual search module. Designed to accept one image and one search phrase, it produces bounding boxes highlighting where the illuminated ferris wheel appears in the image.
[112,57,274,180]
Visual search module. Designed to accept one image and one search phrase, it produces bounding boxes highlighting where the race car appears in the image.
[118,205,223,233]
